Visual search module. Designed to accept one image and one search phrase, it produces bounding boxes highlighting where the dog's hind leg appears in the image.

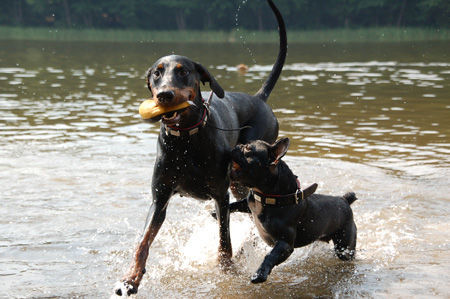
[332,220,357,261]
[251,240,293,283]
[214,192,233,268]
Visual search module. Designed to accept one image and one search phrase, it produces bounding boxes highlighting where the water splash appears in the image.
[235,0,257,65]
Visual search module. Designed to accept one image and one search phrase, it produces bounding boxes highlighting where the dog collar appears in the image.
[251,181,318,206]
[164,106,207,137]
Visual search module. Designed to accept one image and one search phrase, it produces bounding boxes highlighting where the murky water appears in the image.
[0,40,449,298]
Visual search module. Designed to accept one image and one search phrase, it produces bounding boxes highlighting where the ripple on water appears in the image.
[0,41,449,297]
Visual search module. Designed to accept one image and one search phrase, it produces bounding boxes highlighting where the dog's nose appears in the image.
[156,90,175,103]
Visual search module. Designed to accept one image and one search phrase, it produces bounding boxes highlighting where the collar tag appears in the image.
[254,193,262,202]
[189,127,199,135]
[265,197,276,205]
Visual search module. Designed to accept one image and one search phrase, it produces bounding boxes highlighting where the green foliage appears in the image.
[0,0,448,30]
[0,26,447,42]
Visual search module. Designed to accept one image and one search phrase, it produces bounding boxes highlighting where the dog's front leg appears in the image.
[213,192,233,268]
[251,240,293,283]
[211,198,250,219]
[229,198,251,214]
[115,186,172,296]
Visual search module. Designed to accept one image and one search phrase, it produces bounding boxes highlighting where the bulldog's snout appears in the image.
[156,90,175,103]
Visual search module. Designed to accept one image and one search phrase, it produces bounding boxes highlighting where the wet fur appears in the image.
[228,138,357,283]
[115,0,287,296]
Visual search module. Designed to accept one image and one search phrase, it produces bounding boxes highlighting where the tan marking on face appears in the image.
[154,87,195,107]
[157,63,163,69]
[176,63,183,69]
[175,87,195,103]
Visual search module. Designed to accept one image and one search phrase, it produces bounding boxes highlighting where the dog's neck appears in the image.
[253,160,299,196]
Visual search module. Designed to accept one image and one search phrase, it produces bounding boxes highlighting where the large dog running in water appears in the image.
[115,0,287,296]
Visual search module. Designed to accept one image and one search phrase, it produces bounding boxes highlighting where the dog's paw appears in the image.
[251,271,268,284]
[251,266,271,284]
[114,281,138,297]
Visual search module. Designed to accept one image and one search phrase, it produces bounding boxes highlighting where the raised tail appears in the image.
[254,0,287,102]
[343,192,357,205]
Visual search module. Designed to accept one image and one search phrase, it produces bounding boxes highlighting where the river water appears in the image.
[0,40,449,298]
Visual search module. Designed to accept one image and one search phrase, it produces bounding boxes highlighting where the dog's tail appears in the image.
[343,192,357,205]
[254,0,287,102]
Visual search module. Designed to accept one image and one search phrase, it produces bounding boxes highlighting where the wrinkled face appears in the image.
[146,55,199,125]
[230,140,275,188]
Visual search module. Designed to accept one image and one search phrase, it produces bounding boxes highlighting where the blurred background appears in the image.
[1,0,449,30]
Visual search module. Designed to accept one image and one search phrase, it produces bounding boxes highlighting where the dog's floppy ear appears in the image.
[145,67,153,94]
[194,62,225,98]
[270,138,290,166]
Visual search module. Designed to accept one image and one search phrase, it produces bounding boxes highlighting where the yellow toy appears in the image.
[139,99,190,120]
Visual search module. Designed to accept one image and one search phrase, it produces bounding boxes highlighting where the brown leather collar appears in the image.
[252,182,318,206]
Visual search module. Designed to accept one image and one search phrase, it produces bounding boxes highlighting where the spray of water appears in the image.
[235,0,257,65]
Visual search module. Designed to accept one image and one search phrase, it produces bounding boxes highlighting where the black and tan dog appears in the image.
[227,138,357,283]
[114,0,286,296]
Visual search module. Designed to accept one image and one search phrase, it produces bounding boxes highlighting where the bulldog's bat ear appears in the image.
[270,138,290,165]
[194,62,225,98]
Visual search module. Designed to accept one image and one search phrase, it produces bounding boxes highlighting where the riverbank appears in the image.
[0,26,448,43]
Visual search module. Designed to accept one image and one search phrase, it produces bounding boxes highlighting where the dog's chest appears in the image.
[166,149,227,200]
[247,201,278,246]
[176,171,218,200]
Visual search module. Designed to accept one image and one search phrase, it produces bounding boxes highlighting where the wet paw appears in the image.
[335,247,355,261]
[114,281,138,297]
[251,267,269,284]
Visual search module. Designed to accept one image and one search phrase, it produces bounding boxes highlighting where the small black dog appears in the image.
[228,138,357,283]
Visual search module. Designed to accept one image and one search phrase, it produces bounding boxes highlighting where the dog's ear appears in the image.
[270,138,290,166]
[145,67,153,95]
[194,62,225,98]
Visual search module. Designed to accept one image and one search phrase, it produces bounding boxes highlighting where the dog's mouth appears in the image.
[161,107,188,124]
[148,105,189,124]
[230,160,243,181]
[231,161,241,171]
[162,110,181,123]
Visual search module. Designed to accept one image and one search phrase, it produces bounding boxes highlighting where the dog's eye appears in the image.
[178,69,189,77]
[153,70,161,78]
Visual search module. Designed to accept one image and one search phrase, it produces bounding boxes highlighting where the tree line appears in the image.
[1,0,448,30]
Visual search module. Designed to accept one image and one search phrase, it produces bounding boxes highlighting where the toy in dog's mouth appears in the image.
[139,99,191,123]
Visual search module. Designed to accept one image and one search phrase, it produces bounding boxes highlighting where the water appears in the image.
[0,40,449,298]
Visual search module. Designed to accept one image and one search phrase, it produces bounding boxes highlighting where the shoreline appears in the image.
[1,26,448,43]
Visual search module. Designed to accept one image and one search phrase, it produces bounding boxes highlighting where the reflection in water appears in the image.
[0,41,449,297]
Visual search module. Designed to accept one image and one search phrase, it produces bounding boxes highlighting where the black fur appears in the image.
[228,138,357,283]
[115,0,287,296]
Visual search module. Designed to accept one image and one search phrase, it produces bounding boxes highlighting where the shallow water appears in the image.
[0,40,449,298]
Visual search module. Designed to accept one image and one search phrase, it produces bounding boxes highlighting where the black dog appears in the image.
[227,138,357,283]
[114,0,286,296]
